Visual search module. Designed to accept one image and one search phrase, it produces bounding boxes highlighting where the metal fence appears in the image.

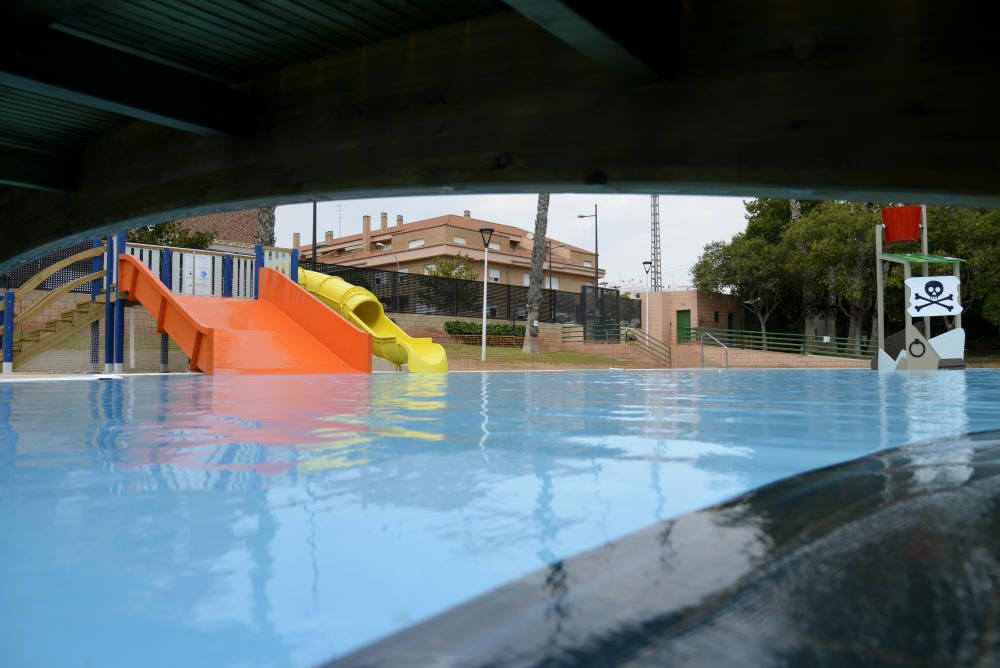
[2,240,99,294]
[684,326,877,360]
[304,260,641,327]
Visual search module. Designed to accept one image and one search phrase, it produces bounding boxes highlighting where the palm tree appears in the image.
[522,193,550,354]
[257,206,276,246]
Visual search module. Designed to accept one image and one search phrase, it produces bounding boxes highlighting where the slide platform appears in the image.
[119,255,371,374]
[298,269,448,373]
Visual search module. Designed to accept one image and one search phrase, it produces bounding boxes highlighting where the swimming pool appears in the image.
[2,369,999,667]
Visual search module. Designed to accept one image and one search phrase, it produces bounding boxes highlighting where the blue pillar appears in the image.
[254,243,264,298]
[90,239,102,369]
[114,232,126,372]
[222,255,234,297]
[159,248,172,372]
[3,291,13,373]
[104,236,115,372]
[290,248,299,284]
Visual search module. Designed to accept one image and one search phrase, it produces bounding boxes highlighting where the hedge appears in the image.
[444,320,526,337]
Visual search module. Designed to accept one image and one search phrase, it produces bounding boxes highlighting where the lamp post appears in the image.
[642,260,652,335]
[577,204,599,322]
[479,227,495,363]
[374,242,400,273]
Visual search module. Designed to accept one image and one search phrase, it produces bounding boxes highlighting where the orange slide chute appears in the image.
[118,254,371,374]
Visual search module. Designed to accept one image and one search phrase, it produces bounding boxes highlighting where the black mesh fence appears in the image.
[305,260,640,327]
[2,240,101,294]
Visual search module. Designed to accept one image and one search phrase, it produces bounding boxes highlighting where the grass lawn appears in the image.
[442,342,641,369]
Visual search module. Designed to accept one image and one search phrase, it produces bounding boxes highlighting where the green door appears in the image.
[676,310,691,343]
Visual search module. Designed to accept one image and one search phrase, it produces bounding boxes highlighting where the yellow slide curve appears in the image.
[298,269,448,373]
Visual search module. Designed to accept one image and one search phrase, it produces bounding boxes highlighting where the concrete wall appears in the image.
[640,290,747,345]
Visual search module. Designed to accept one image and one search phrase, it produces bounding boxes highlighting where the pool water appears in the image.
[2,369,1000,667]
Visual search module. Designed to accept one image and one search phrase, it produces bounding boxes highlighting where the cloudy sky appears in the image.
[276,194,750,290]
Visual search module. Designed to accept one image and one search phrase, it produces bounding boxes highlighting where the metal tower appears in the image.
[649,195,663,290]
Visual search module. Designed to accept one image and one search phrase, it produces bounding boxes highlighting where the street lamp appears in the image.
[642,260,652,335]
[577,204,599,321]
[479,227,495,363]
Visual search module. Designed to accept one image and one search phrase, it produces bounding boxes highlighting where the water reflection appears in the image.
[340,431,1000,667]
[2,370,1000,667]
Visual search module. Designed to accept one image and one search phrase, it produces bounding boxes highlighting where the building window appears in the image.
[583,260,592,268]
[714,311,720,324]
[408,239,425,249]
[453,236,466,244]
[522,273,531,286]
[510,241,520,250]
[397,267,409,274]
[489,242,500,251]
[424,263,435,275]
[549,277,560,290]
[489,268,501,283]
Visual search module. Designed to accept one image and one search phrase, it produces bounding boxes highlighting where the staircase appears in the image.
[14,300,106,366]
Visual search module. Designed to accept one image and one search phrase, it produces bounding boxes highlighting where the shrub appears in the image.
[444,320,525,337]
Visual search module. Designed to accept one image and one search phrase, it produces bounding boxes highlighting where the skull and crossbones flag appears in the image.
[905,276,962,317]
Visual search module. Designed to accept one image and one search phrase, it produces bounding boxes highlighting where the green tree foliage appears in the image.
[423,255,479,314]
[426,255,478,280]
[127,221,215,249]
[693,235,787,335]
[694,198,1000,346]
[783,202,879,345]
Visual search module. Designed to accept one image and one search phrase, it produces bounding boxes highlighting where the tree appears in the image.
[783,202,879,350]
[692,234,787,340]
[423,254,479,314]
[523,193,550,354]
[127,221,215,249]
[257,206,276,246]
[426,255,478,280]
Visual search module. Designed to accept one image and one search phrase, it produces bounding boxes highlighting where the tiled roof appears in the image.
[176,208,260,246]
[309,213,592,257]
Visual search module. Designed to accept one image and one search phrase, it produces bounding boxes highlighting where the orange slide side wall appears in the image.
[119,254,216,372]
[257,268,371,373]
[119,255,371,374]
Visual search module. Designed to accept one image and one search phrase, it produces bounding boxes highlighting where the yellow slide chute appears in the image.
[298,269,448,373]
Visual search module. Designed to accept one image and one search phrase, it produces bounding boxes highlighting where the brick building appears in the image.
[298,211,605,293]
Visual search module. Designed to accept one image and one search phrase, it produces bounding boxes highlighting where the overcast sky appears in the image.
[276,194,750,290]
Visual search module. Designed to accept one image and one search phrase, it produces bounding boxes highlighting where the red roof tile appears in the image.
[176,209,260,246]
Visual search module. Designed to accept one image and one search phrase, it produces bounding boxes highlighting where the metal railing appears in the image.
[563,322,672,367]
[682,326,877,360]
[622,326,671,366]
[305,259,642,327]
[700,332,729,369]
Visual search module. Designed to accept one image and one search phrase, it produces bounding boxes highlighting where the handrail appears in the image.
[13,270,106,326]
[683,326,876,360]
[1,245,106,308]
[701,332,729,369]
[622,326,671,365]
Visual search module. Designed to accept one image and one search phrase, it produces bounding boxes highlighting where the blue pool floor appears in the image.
[2,369,1000,667]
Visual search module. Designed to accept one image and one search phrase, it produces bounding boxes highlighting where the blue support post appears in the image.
[104,236,115,372]
[254,243,264,298]
[290,248,299,284]
[90,239,102,370]
[159,248,172,372]
[3,291,13,373]
[222,255,234,297]
[114,232,126,372]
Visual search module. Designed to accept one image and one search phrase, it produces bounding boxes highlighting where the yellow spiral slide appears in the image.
[297,269,448,373]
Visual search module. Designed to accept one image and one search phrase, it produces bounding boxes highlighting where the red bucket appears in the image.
[880,206,922,243]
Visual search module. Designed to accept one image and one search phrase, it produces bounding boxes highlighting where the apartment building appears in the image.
[298,210,605,293]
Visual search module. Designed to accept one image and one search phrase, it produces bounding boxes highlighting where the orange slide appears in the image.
[118,254,371,374]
